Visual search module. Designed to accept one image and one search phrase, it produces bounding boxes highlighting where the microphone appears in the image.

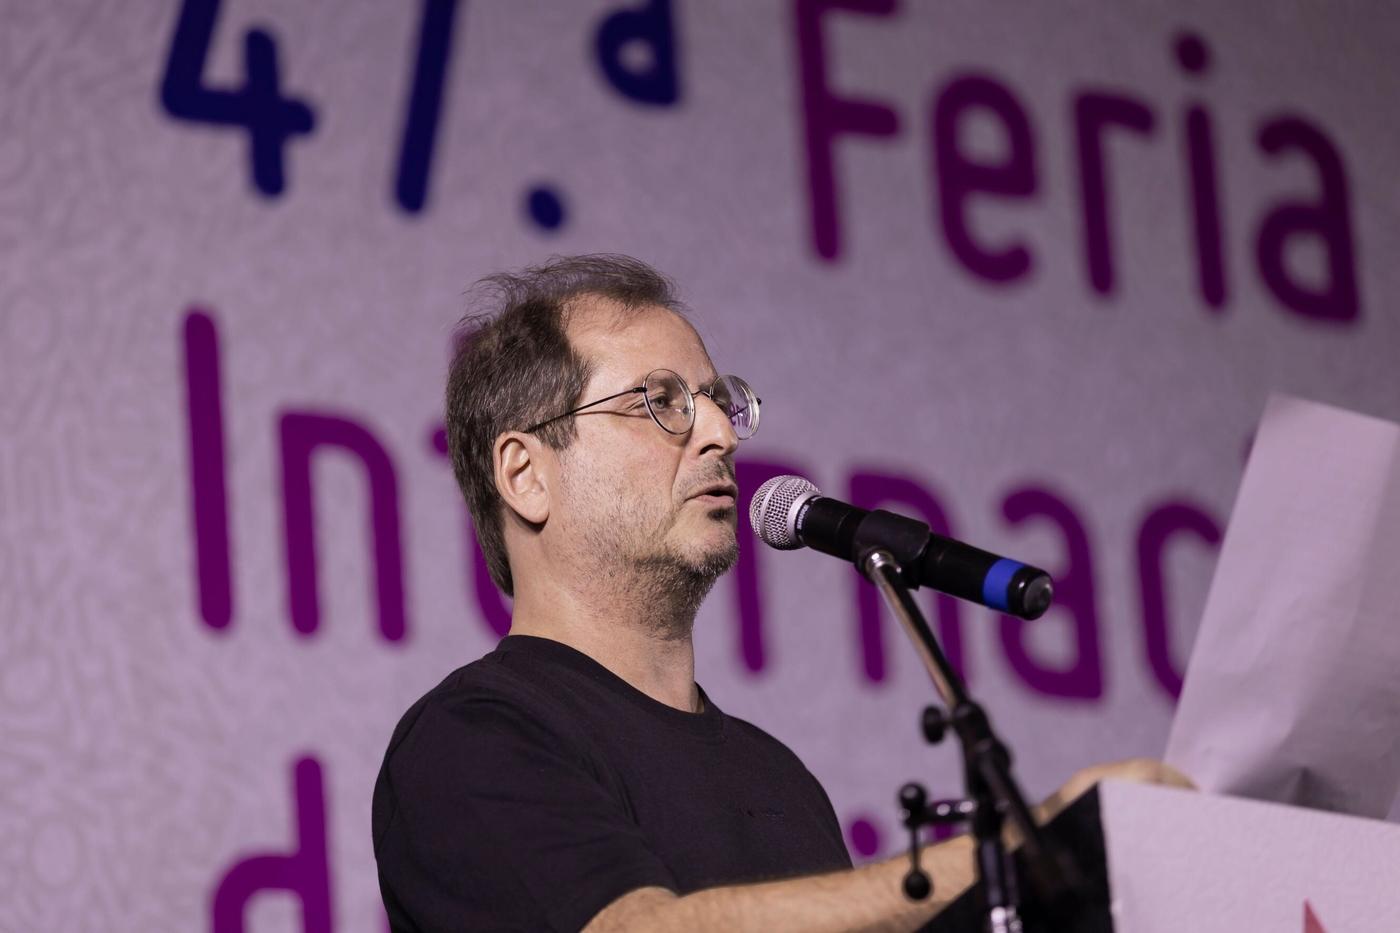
[749,475,1054,620]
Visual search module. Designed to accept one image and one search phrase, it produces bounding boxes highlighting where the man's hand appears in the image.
[586,760,1194,933]
[1035,757,1195,826]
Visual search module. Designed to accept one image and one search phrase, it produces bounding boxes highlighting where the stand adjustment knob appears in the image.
[921,705,949,744]
[898,782,927,820]
[897,782,934,901]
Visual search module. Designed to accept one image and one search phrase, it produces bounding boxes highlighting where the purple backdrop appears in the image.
[3,1,1398,930]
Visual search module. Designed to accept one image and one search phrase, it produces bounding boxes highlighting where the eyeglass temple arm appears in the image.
[524,386,646,433]
[723,399,761,417]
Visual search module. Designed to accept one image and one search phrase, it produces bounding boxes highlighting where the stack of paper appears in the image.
[1166,394,1400,819]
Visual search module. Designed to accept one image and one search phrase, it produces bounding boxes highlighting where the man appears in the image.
[372,254,1185,931]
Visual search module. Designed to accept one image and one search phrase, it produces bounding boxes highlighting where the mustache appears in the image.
[684,465,738,499]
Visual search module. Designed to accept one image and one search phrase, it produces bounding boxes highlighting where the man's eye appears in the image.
[649,391,677,409]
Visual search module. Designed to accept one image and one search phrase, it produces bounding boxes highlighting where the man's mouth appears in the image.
[689,482,738,505]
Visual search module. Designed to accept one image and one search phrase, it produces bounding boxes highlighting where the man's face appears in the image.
[550,299,740,589]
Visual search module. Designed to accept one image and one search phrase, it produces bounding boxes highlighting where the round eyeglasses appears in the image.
[524,369,761,439]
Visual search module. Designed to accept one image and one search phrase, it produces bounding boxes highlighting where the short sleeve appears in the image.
[374,693,677,932]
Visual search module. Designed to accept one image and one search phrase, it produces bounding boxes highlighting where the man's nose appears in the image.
[691,392,739,457]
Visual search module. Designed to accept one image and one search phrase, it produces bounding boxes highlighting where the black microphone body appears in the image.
[755,478,1054,620]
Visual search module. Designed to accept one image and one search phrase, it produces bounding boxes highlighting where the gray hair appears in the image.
[444,254,686,595]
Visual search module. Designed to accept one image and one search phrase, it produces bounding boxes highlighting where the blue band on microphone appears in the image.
[981,558,1025,612]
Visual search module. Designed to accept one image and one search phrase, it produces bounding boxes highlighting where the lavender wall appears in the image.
[3,1,1397,930]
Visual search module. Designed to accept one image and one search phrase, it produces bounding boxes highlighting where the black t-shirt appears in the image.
[372,635,852,932]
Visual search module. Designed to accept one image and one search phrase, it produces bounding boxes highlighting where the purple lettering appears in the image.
[594,0,680,106]
[1136,500,1221,699]
[471,540,511,637]
[183,309,234,631]
[1185,105,1226,308]
[932,74,1038,283]
[1074,91,1156,295]
[794,0,901,260]
[431,425,511,637]
[211,756,331,933]
[845,815,881,858]
[279,412,407,642]
[997,487,1103,699]
[734,458,812,672]
[1175,32,1227,309]
[847,471,966,684]
[1255,116,1358,322]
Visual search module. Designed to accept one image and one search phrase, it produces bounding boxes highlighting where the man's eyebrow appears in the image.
[629,370,720,390]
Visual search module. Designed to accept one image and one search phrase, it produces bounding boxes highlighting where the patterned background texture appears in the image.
[3,1,1398,930]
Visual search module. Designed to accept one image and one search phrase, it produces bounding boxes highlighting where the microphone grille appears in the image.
[749,475,820,550]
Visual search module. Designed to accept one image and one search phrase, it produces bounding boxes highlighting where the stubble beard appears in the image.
[560,456,739,640]
[633,522,738,641]
[581,504,739,642]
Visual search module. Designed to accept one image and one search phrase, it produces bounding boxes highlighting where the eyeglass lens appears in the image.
[714,375,759,439]
[641,370,760,439]
[643,370,695,434]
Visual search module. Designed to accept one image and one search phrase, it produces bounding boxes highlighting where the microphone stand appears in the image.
[861,550,1082,933]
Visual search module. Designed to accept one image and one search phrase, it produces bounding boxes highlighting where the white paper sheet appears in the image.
[1165,394,1400,819]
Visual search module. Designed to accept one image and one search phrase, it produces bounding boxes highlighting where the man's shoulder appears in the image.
[372,647,595,847]
[420,646,544,709]
[720,709,821,774]
[719,705,794,749]
[381,648,572,761]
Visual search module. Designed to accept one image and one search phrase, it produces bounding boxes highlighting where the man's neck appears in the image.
[507,580,704,714]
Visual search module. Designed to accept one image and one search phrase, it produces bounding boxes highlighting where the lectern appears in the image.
[928,780,1400,932]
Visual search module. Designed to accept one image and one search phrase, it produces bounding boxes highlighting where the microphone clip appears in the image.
[852,511,929,587]
[898,780,976,901]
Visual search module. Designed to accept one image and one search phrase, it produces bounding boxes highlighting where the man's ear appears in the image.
[493,431,551,525]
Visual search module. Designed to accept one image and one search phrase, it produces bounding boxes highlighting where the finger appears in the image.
[1153,762,1196,790]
